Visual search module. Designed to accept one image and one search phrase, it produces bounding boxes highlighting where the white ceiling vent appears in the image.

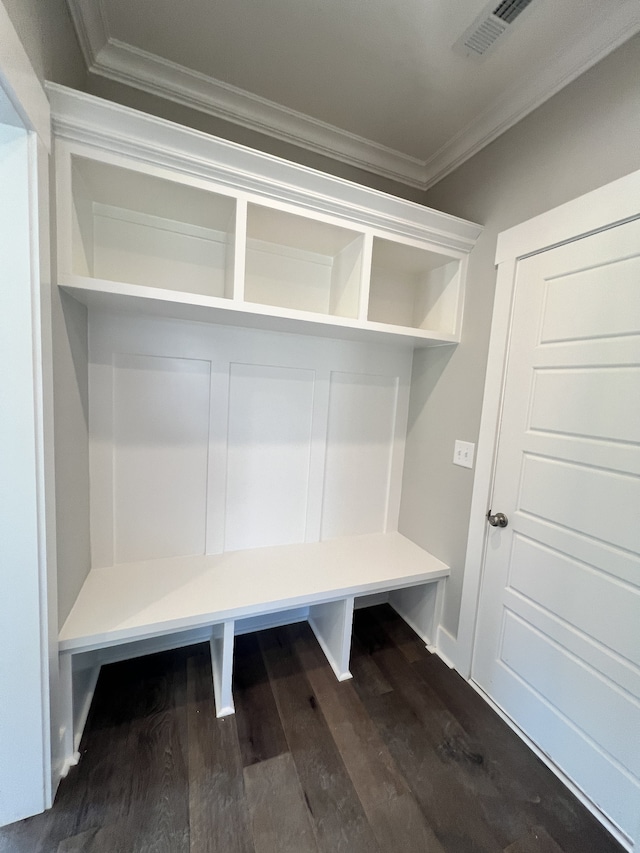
[454,0,536,60]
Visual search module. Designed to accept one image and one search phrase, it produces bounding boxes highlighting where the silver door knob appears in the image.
[487,510,508,528]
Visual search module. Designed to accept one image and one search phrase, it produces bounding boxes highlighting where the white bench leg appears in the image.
[309,597,355,681]
[59,652,80,775]
[210,620,235,717]
[389,579,445,651]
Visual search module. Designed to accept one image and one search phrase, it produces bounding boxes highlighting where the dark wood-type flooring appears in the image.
[0,605,624,853]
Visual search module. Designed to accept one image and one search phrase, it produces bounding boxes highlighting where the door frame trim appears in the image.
[0,3,57,824]
[455,167,640,680]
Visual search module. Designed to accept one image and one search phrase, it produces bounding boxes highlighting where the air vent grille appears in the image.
[453,0,537,60]
[492,0,534,24]
[465,17,507,55]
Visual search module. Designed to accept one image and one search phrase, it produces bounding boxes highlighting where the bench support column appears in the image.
[58,652,80,774]
[210,620,235,717]
[309,597,355,681]
[389,579,445,652]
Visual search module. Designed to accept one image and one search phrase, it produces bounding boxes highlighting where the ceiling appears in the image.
[67,0,640,189]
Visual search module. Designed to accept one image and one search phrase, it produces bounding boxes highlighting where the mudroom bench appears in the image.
[48,84,479,774]
[58,532,448,769]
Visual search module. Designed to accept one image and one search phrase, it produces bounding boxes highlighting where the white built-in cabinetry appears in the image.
[47,84,481,770]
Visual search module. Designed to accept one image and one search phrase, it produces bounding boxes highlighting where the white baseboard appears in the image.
[433,623,457,669]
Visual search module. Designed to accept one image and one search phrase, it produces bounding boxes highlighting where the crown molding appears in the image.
[96,38,428,189]
[66,0,109,66]
[66,0,640,191]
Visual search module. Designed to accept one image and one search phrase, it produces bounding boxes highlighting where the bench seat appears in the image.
[58,532,449,770]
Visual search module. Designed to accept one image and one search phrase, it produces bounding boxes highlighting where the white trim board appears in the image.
[46,83,481,254]
[453,167,640,680]
[66,0,640,189]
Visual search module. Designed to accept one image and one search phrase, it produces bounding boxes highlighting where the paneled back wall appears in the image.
[88,310,412,569]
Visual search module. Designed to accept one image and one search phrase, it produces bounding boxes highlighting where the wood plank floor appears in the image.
[0,605,624,853]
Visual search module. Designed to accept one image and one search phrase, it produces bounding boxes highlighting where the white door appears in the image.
[473,217,640,848]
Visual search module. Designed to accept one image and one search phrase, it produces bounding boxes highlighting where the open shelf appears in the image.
[245,203,364,318]
[369,237,462,335]
[70,156,237,298]
[58,532,449,653]
[59,275,461,346]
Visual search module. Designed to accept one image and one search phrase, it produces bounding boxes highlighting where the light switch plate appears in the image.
[453,439,475,469]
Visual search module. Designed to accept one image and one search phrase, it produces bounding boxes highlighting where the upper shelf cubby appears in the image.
[245,203,364,319]
[50,84,482,346]
[368,237,463,335]
[70,156,237,299]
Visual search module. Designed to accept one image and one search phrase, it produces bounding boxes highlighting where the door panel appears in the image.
[473,218,640,846]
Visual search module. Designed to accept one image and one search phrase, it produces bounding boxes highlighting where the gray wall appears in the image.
[1,0,84,87]
[399,33,640,636]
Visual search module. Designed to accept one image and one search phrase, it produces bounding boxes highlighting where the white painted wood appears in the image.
[540,258,640,343]
[389,580,445,648]
[59,532,449,653]
[368,236,462,334]
[93,207,230,297]
[57,530,447,747]
[473,216,640,849]
[354,592,390,610]
[35,132,62,800]
[508,535,640,668]
[357,232,374,322]
[529,366,640,442]
[459,173,640,682]
[518,453,640,553]
[69,607,312,672]
[70,151,237,232]
[309,597,355,681]
[53,129,474,343]
[204,349,230,556]
[61,275,461,347]
[330,236,363,320]
[57,653,76,774]
[234,608,310,636]
[69,153,236,296]
[232,196,247,301]
[321,372,400,538]
[107,353,210,566]
[225,363,315,551]
[0,120,52,825]
[210,621,235,717]
[88,311,412,566]
[46,88,480,812]
[47,84,482,255]
[245,203,363,317]
[57,530,447,749]
[71,664,100,754]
